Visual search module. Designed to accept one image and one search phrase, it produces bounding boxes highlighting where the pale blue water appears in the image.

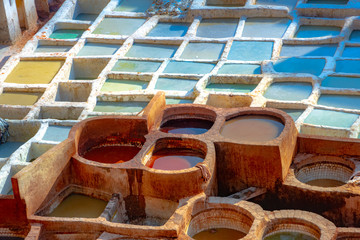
[93,101,148,113]
[35,45,73,53]
[273,58,325,76]
[227,41,273,61]
[77,43,120,56]
[196,19,238,38]
[166,98,193,104]
[92,18,146,35]
[279,109,304,121]
[306,0,348,4]
[256,0,298,10]
[0,142,24,158]
[218,64,261,74]
[126,43,178,58]
[112,60,162,73]
[304,109,358,128]
[342,46,360,58]
[295,25,341,38]
[280,45,337,57]
[264,82,313,101]
[155,77,198,92]
[336,60,360,74]
[75,13,98,21]
[115,0,153,12]
[321,76,360,89]
[242,18,290,38]
[42,125,72,142]
[350,30,360,42]
[206,83,257,93]
[180,42,225,60]
[147,23,189,37]
[163,61,215,74]
[318,94,360,110]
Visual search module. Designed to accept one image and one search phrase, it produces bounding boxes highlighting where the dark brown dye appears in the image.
[0,238,24,240]
[83,145,141,163]
[147,149,204,170]
[160,118,213,134]
[221,115,284,142]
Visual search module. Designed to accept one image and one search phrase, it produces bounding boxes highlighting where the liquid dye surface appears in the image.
[160,119,213,134]
[0,142,24,158]
[321,76,360,89]
[126,43,178,59]
[306,0,348,4]
[163,61,215,74]
[273,58,325,76]
[77,43,120,56]
[280,44,337,57]
[221,115,284,142]
[304,109,358,128]
[115,0,153,12]
[93,18,145,35]
[206,83,257,93]
[0,92,41,106]
[83,145,141,163]
[148,149,203,171]
[42,125,72,142]
[341,46,360,58]
[264,231,316,240]
[317,94,360,110]
[192,228,246,240]
[227,41,274,61]
[218,64,261,74]
[101,79,148,92]
[279,109,303,121]
[165,98,193,104]
[306,179,345,187]
[49,29,84,39]
[295,25,341,38]
[5,60,64,84]
[256,0,298,10]
[155,77,198,92]
[112,60,162,73]
[147,22,189,37]
[35,45,72,53]
[196,19,238,38]
[242,18,290,38]
[264,82,312,101]
[336,60,360,74]
[350,30,360,42]
[180,42,225,60]
[93,101,148,113]
[48,193,107,218]
[75,13,98,21]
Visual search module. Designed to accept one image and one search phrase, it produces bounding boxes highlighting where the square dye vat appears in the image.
[0,92,42,106]
[77,43,120,56]
[278,109,304,121]
[155,77,198,92]
[166,98,193,104]
[42,125,72,142]
[317,94,360,110]
[196,19,238,38]
[227,41,274,61]
[273,58,326,76]
[336,60,360,74]
[147,22,189,37]
[242,18,290,38]
[304,109,358,128]
[112,60,162,73]
[115,0,153,12]
[264,82,313,101]
[294,25,341,38]
[163,61,216,74]
[93,101,149,113]
[280,45,337,57]
[49,29,85,39]
[126,43,178,59]
[180,42,225,60]
[93,18,146,35]
[321,76,360,90]
[35,45,73,53]
[101,79,148,92]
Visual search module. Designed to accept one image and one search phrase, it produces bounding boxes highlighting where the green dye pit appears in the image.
[93,18,146,35]
[264,82,312,101]
[227,41,274,61]
[93,101,148,113]
[242,18,290,38]
[147,22,189,37]
[180,42,225,60]
[112,60,162,73]
[304,109,358,128]
[101,79,148,92]
[295,25,341,38]
[49,29,84,39]
[126,43,178,58]
[0,92,41,106]
[75,13,98,21]
[206,83,257,93]
[77,43,120,56]
[196,19,238,38]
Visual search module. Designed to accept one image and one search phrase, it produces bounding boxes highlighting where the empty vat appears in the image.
[126,43,178,59]
[101,79,148,92]
[206,83,257,93]
[273,58,325,76]
[256,0,298,10]
[317,94,360,110]
[218,64,261,74]
[50,29,84,39]
[55,82,91,102]
[280,45,337,57]
[5,60,64,84]
[279,109,304,121]
[196,19,238,38]
[112,60,162,73]
[47,193,107,218]
[115,0,153,12]
[25,143,54,162]
[35,45,73,53]
[147,22,189,37]
[227,41,273,61]
[38,106,84,120]
[69,58,109,80]
[349,30,360,42]
[295,25,341,38]
[83,145,141,164]
[304,109,358,128]
[163,61,215,74]
[221,115,284,142]
[93,101,148,113]
[342,46,360,58]
[180,43,225,60]
[155,77,198,92]
[0,92,42,106]
[336,60,360,74]
[242,18,290,38]
[42,125,72,142]
[92,18,146,35]
[321,76,360,89]
[264,82,312,101]
[160,119,213,134]
[77,43,120,56]
[306,0,348,4]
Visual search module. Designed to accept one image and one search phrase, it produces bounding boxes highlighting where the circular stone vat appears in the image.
[187,207,254,240]
[221,115,284,142]
[82,144,141,164]
[160,118,214,135]
[262,219,320,240]
[144,138,206,171]
[295,156,354,188]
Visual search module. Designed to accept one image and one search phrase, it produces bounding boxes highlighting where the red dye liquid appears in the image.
[160,119,213,135]
[83,145,141,164]
[148,150,204,170]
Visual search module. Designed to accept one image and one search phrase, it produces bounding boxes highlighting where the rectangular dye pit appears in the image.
[77,42,121,56]
[112,60,162,73]
[180,42,225,60]
[42,125,72,142]
[0,142,25,158]
[49,23,88,39]
[154,77,198,92]
[35,44,73,53]
[196,19,239,38]
[264,82,313,101]
[242,18,291,38]
[304,109,358,128]
[147,22,189,37]
[93,101,149,114]
[163,61,215,75]
[5,60,64,84]
[37,106,84,120]
[273,58,326,76]
[350,30,360,42]
[101,79,148,92]
[218,64,261,74]
[74,13,98,21]
[125,43,178,59]
[70,0,109,21]
[24,143,55,162]
[0,92,42,106]
[256,0,298,10]
[227,41,274,61]
[69,58,109,80]
[321,76,360,89]
[336,60,360,74]
[1,165,26,195]
[294,25,341,38]
[280,45,337,57]
[115,0,153,12]
[205,76,259,93]
[342,46,360,58]
[317,94,360,110]
[92,18,146,36]
[55,82,92,102]
[0,106,30,120]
